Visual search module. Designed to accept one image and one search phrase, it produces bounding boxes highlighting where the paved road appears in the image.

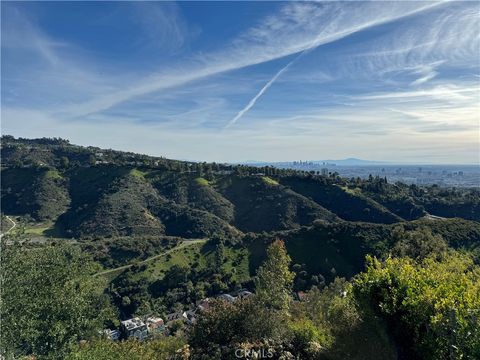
[93,238,206,277]
[424,214,447,220]
[0,216,16,239]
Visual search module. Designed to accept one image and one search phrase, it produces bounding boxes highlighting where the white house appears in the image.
[120,317,148,341]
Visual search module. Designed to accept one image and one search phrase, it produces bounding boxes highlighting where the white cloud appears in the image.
[2,1,478,164]
[333,2,479,79]
[37,1,447,119]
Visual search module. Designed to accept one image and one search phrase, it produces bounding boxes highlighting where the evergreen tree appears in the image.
[255,240,294,311]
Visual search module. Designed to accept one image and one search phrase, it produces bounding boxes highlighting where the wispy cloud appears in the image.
[39,1,446,119]
[332,2,479,80]
[1,7,64,66]
[410,65,440,86]
[2,1,478,164]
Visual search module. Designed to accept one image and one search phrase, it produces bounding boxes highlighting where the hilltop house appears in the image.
[120,317,148,341]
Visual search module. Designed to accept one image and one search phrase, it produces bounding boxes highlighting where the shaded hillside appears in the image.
[357,180,480,221]
[187,178,235,223]
[279,177,403,223]
[218,176,338,232]
[417,191,480,221]
[65,166,131,211]
[360,191,426,220]
[57,170,238,239]
[1,167,69,221]
[61,173,166,238]
[148,172,235,223]
[153,202,239,239]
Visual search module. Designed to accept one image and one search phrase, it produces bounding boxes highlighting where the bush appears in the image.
[353,253,480,360]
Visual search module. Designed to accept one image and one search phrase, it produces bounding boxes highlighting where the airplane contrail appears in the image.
[224,50,308,129]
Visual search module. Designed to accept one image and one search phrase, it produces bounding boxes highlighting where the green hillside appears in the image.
[356,178,480,221]
[218,176,338,232]
[279,176,403,223]
[2,136,478,241]
[2,167,70,221]
[246,217,480,282]
[62,174,165,238]
[148,172,235,222]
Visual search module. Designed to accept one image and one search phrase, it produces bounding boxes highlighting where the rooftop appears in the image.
[121,317,145,330]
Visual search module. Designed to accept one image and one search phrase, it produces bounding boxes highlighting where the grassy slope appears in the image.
[101,239,250,287]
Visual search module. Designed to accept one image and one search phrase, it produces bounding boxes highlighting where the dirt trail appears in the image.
[93,238,206,277]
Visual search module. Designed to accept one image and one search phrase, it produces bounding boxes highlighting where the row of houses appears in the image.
[164,290,253,328]
[103,290,254,342]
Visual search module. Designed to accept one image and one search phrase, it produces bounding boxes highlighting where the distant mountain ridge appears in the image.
[2,135,479,240]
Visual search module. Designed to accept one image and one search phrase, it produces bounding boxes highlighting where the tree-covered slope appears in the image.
[279,176,403,223]
[218,176,338,232]
[1,167,70,221]
[2,136,478,241]
[356,178,480,221]
[60,173,166,238]
[148,171,235,223]
[247,218,480,282]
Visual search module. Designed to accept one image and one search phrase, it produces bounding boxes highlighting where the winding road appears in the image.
[0,216,16,239]
[93,238,206,277]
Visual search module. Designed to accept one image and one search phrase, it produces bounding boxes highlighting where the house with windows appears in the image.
[120,317,148,341]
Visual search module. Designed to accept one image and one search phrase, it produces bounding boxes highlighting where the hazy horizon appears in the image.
[2,1,479,164]
[4,133,479,167]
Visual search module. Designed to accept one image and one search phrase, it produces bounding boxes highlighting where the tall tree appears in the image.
[255,239,294,311]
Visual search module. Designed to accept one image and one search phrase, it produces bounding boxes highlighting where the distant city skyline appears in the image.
[2,1,479,164]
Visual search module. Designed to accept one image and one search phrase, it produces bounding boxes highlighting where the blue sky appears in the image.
[1,1,479,164]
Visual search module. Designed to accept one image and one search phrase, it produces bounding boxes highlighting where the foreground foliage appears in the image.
[0,242,113,360]
[66,337,188,360]
[354,253,480,360]
[1,218,478,359]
